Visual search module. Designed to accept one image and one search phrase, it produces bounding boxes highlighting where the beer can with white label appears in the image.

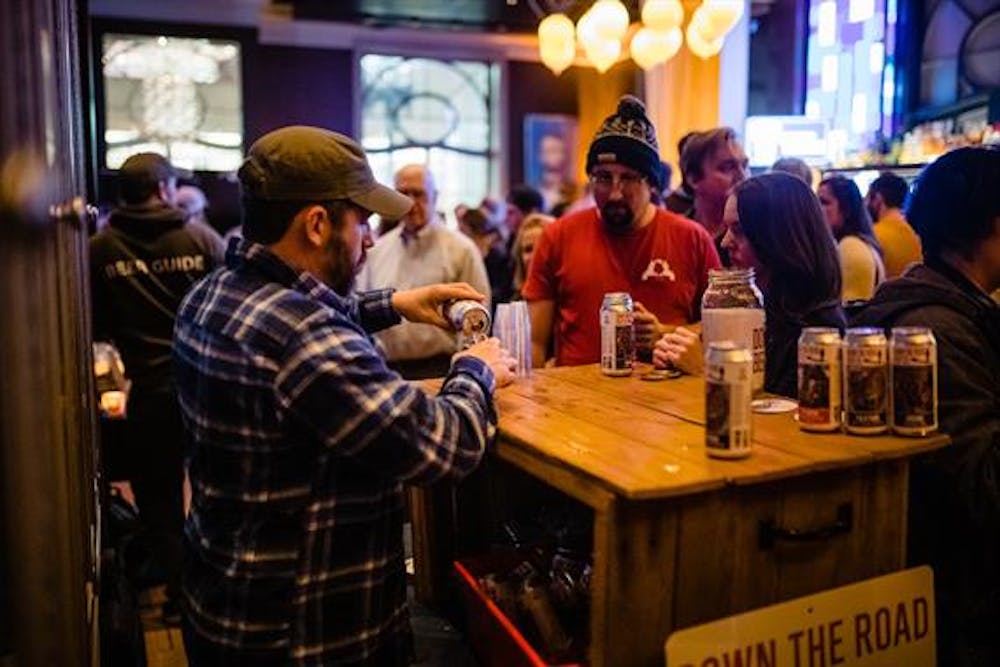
[797,327,843,432]
[890,327,938,436]
[600,292,635,377]
[844,327,889,435]
[444,300,491,350]
[705,341,753,458]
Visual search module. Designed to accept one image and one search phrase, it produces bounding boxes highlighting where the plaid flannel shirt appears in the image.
[174,240,497,665]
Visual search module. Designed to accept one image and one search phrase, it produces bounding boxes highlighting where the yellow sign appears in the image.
[665,567,935,667]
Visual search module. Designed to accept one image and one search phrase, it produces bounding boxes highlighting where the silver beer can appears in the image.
[890,327,938,436]
[600,292,635,377]
[444,300,491,350]
[797,327,843,432]
[844,327,889,435]
[705,341,753,459]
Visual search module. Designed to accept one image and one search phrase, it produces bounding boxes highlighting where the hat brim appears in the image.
[351,183,413,221]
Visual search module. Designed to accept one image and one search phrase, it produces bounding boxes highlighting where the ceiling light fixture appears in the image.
[536,0,745,74]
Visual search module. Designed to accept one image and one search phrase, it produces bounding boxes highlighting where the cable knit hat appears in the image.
[586,95,663,190]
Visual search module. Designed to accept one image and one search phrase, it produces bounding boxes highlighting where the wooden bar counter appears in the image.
[415,364,949,667]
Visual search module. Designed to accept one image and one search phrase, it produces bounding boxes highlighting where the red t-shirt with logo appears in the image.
[522,206,721,366]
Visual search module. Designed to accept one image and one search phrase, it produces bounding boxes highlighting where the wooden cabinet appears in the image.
[415,365,948,667]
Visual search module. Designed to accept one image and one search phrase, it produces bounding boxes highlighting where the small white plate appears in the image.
[752,398,798,414]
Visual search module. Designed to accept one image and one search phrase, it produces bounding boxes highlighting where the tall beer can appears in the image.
[844,327,889,435]
[797,327,843,432]
[890,327,938,436]
[705,341,753,458]
[600,292,635,377]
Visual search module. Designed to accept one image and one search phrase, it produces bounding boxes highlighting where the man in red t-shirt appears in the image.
[522,95,721,366]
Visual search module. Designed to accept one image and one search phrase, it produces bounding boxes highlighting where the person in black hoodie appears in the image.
[853,147,1000,667]
[90,152,224,624]
[655,172,845,397]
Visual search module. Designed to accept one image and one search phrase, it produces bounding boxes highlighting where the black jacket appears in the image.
[90,202,224,393]
[853,261,1000,665]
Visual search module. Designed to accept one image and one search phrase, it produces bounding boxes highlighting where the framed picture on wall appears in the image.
[524,113,578,212]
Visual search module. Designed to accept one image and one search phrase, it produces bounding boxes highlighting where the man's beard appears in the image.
[323,235,357,296]
[600,201,635,234]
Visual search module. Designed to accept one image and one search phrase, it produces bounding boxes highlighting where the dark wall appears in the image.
[506,60,579,188]
[747,0,808,116]
[243,43,354,144]
[90,19,354,232]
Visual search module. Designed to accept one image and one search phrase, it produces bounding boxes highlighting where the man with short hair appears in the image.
[680,127,750,265]
[90,152,224,624]
[770,156,813,188]
[662,132,696,215]
[175,125,515,665]
[359,164,491,379]
[176,184,209,226]
[854,147,1000,666]
[523,96,721,367]
[866,171,922,278]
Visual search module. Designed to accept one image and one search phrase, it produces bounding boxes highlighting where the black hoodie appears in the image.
[853,261,1000,664]
[90,202,224,393]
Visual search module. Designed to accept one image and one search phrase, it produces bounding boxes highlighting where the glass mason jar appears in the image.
[701,268,766,392]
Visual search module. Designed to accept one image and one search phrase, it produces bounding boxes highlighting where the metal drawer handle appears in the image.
[758,503,853,550]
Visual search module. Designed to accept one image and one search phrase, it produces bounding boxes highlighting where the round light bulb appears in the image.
[630,26,683,70]
[587,0,631,41]
[584,37,622,73]
[641,0,684,31]
[686,18,724,59]
[701,0,745,36]
[538,13,576,75]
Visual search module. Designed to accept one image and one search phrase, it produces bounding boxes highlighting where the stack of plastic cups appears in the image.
[493,302,532,378]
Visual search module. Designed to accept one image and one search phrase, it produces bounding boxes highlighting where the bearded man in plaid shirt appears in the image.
[174,125,516,665]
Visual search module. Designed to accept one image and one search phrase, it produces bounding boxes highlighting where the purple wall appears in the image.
[243,43,354,144]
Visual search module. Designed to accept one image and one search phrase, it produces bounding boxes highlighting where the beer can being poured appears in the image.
[444,300,491,350]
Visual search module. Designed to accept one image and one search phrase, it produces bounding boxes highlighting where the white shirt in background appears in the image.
[358,220,491,362]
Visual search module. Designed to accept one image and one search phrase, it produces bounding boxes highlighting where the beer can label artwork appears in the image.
[891,328,938,436]
[705,343,753,458]
[844,329,889,434]
[600,292,635,376]
[445,300,491,350]
[797,328,842,432]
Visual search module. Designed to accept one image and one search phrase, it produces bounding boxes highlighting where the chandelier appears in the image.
[537,0,745,74]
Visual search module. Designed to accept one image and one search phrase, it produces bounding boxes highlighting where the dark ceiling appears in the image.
[279,0,644,34]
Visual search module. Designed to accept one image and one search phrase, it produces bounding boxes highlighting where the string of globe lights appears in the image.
[534,0,745,74]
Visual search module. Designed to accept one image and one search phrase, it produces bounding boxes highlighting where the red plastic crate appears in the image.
[454,555,586,667]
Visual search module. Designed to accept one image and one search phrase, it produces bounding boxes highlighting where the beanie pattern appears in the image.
[586,95,663,189]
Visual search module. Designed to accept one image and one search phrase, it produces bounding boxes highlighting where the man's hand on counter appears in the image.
[454,338,517,389]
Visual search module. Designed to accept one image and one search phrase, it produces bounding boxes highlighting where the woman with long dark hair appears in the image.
[655,172,845,397]
[818,175,885,303]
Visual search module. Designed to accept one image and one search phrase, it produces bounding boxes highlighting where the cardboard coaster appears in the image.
[641,368,683,381]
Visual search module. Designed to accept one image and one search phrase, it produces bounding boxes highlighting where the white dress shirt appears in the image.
[358,220,491,361]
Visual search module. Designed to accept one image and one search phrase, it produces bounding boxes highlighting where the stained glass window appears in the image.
[360,54,500,227]
[102,34,243,171]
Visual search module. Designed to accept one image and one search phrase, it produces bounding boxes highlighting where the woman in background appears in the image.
[818,176,886,304]
[656,172,845,397]
[511,213,554,300]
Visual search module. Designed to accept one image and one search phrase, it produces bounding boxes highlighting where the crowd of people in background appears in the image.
[89,98,998,665]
